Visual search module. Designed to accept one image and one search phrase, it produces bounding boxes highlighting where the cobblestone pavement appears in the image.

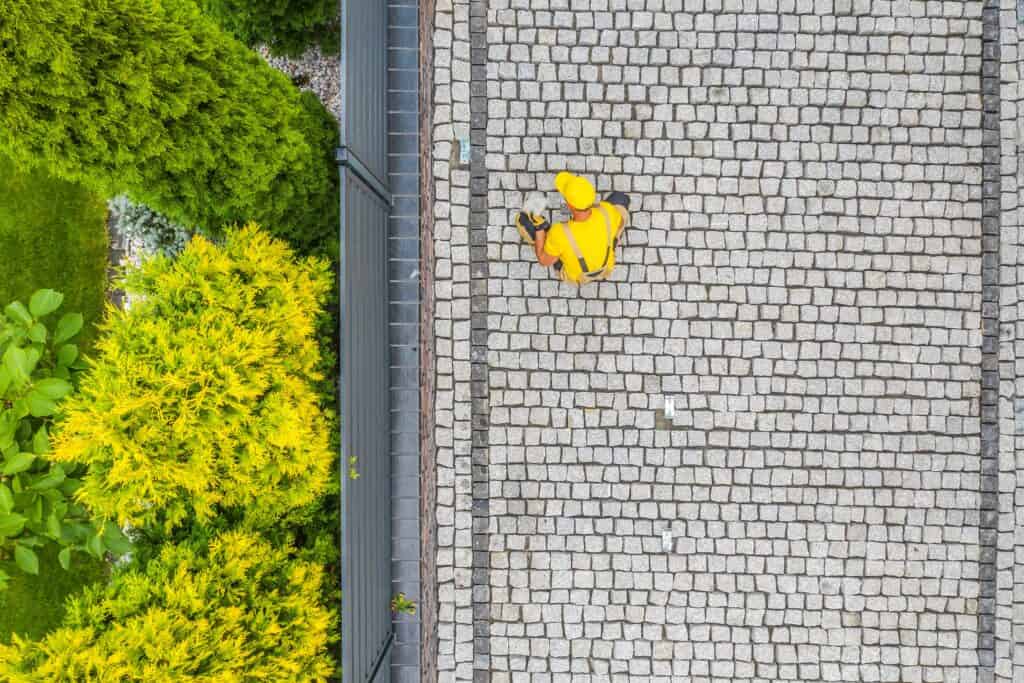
[430,0,1023,681]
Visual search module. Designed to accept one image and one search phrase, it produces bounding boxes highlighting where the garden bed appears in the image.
[0,155,109,643]
[0,3,344,676]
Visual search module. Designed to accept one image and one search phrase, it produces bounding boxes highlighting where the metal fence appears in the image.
[339,0,389,198]
[338,0,393,679]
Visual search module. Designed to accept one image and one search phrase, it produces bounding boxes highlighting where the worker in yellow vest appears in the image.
[516,172,631,285]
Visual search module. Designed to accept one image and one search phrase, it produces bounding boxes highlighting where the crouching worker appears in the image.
[516,172,631,285]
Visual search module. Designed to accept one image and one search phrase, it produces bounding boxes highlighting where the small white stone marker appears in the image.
[661,529,673,553]
[664,396,675,419]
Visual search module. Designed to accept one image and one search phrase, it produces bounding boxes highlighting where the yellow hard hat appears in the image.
[554,172,596,210]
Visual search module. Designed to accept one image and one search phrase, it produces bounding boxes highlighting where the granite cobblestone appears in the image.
[994,3,1024,683]
[430,0,1017,681]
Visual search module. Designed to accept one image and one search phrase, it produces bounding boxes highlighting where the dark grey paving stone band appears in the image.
[979,0,1001,681]
[470,0,491,678]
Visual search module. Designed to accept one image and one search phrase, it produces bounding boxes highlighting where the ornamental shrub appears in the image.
[126,470,342,642]
[108,196,193,258]
[0,290,130,589]
[0,0,339,252]
[50,225,333,532]
[0,530,335,681]
[201,0,340,57]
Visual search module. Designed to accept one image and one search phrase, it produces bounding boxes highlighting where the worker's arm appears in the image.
[605,191,631,209]
[534,230,559,267]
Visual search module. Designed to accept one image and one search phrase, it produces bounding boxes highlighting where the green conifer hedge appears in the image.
[0,0,339,253]
[201,0,340,57]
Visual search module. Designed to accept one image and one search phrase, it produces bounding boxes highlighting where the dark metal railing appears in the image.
[338,0,393,679]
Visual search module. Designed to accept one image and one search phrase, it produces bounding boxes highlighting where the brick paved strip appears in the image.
[419,0,439,676]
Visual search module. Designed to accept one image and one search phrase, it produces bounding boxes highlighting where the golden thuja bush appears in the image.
[0,530,335,681]
[50,224,333,531]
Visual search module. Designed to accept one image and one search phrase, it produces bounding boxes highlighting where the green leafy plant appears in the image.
[50,225,334,533]
[0,0,339,253]
[0,530,335,680]
[0,290,128,589]
[201,0,340,57]
[391,592,416,615]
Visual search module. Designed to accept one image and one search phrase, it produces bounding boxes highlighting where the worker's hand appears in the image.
[604,191,631,209]
[516,211,550,241]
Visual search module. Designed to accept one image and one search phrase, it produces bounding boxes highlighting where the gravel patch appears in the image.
[105,204,147,311]
[256,45,341,121]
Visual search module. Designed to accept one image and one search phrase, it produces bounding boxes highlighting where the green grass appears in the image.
[0,154,109,643]
[0,546,107,643]
[0,154,109,350]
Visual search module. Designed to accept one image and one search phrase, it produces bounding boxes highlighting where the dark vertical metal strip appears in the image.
[980,1,1001,680]
[339,0,391,205]
[340,178,394,682]
[355,186,363,679]
[379,203,392,677]
[380,189,394,675]
[338,168,352,682]
[355,205,363,679]
[364,192,372,676]
[359,192,369,680]
[340,0,395,676]
[338,1,350,674]
[365,201,372,680]
[469,0,490,678]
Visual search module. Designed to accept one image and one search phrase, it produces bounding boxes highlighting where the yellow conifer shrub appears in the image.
[50,224,333,531]
[0,530,335,681]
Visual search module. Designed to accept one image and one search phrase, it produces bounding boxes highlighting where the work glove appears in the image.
[515,211,550,244]
[604,191,631,209]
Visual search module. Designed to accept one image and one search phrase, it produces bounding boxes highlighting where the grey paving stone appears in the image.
[428,0,1017,680]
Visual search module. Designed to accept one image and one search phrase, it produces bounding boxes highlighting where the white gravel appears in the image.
[105,208,146,311]
[256,45,341,121]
